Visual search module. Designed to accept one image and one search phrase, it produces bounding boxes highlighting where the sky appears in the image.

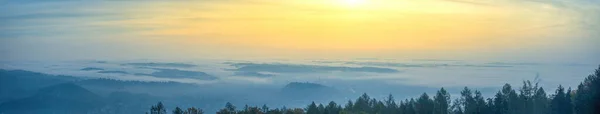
[0,0,599,90]
[0,0,598,62]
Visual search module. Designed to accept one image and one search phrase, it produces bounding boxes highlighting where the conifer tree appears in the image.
[532,87,548,114]
[173,107,184,114]
[551,85,567,114]
[434,88,451,114]
[306,102,319,114]
[384,94,398,114]
[150,102,167,114]
[574,65,600,114]
[416,93,434,114]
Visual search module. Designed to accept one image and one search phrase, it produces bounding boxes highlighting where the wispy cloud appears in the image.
[80,67,104,71]
[97,70,129,75]
[233,71,276,77]
[122,62,197,68]
[135,68,217,80]
[228,62,399,73]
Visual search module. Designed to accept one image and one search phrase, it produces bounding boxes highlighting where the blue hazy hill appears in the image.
[0,83,105,114]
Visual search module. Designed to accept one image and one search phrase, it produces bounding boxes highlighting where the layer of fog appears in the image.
[1,58,595,93]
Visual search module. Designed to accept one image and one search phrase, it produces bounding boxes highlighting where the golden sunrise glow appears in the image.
[121,0,575,52]
[339,0,368,7]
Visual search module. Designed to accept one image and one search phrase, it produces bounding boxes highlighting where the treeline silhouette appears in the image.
[149,65,600,114]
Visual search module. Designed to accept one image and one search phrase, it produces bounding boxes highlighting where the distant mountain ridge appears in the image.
[0,69,79,103]
[282,82,331,91]
[280,82,341,99]
[0,69,173,114]
[0,83,105,114]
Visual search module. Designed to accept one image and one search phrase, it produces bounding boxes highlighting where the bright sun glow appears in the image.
[340,0,367,7]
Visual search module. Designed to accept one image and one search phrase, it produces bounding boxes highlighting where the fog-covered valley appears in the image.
[0,59,596,113]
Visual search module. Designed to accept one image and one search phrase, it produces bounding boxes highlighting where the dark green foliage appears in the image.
[150,102,167,114]
[306,102,319,114]
[434,88,450,114]
[451,99,463,114]
[504,84,520,114]
[519,81,535,114]
[550,85,570,114]
[184,107,204,114]
[173,107,184,114]
[460,87,476,114]
[353,93,372,113]
[492,91,507,114]
[473,91,488,114]
[237,105,263,114]
[532,87,549,114]
[565,88,573,114]
[416,93,434,114]
[485,98,495,114]
[266,108,283,114]
[325,101,342,114]
[384,94,398,114]
[406,99,417,114]
[318,104,326,114]
[574,65,600,114]
[262,104,270,113]
[217,102,237,114]
[344,100,353,111]
[286,108,305,114]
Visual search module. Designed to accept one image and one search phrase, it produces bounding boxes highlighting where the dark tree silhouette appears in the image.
[149,102,166,114]
[433,88,450,114]
[173,107,184,114]
[184,107,204,114]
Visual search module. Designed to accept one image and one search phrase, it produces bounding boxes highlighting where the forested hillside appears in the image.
[150,65,600,114]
